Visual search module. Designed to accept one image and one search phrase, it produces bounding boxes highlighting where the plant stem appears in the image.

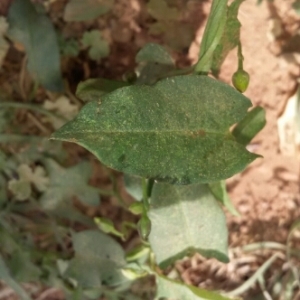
[142,178,150,211]
[237,41,244,70]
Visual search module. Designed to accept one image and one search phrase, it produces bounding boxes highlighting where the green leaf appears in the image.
[76,78,129,102]
[58,34,80,57]
[7,0,63,91]
[212,0,245,76]
[94,217,125,240]
[8,179,31,201]
[81,30,109,61]
[136,43,174,65]
[64,0,113,21]
[66,230,127,288]
[8,250,41,282]
[124,174,143,201]
[293,0,300,15]
[0,254,32,300]
[135,43,175,84]
[208,181,239,216]
[196,0,227,73]
[232,106,266,146]
[148,183,228,268]
[147,0,179,21]
[52,75,258,184]
[39,159,100,223]
[155,273,236,300]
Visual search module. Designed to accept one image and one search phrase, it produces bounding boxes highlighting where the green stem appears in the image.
[237,41,244,70]
[0,102,67,121]
[142,178,150,212]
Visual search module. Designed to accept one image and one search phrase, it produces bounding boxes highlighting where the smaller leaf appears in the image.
[58,34,80,57]
[8,179,31,201]
[40,159,100,224]
[196,0,227,73]
[68,230,128,287]
[232,106,266,146]
[8,0,63,91]
[293,0,300,15]
[155,273,236,300]
[124,174,143,201]
[147,0,179,21]
[212,0,245,75]
[94,217,125,240]
[208,181,239,216]
[137,213,151,240]
[0,254,32,300]
[17,164,49,192]
[128,202,143,215]
[76,78,129,102]
[64,0,113,22]
[81,30,109,61]
[136,43,174,65]
[8,250,41,282]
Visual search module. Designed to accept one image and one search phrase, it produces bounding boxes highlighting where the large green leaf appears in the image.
[7,0,63,91]
[148,183,228,268]
[212,0,245,75]
[65,230,127,288]
[52,75,258,184]
[64,0,114,21]
[155,273,236,300]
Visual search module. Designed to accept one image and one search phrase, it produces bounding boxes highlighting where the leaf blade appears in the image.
[52,75,258,184]
[8,0,63,91]
[148,183,228,268]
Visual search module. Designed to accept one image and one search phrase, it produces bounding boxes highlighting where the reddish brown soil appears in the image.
[1,0,300,299]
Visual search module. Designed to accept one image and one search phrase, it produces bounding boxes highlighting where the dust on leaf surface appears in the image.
[52,75,258,184]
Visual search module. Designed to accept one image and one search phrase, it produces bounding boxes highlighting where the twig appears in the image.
[36,287,61,300]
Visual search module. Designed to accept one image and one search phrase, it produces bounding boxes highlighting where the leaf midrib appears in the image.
[65,129,227,136]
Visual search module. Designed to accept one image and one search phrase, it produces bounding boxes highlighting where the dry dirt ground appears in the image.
[177,0,300,298]
[1,0,300,299]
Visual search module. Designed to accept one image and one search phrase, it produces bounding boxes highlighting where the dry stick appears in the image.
[27,112,51,134]
[227,253,282,297]
[36,287,61,300]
